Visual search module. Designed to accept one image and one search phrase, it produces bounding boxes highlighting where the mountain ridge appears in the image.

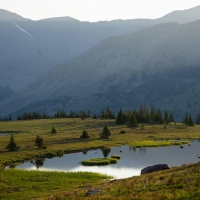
[1,20,200,119]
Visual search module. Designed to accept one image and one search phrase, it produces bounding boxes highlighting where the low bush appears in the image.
[119,130,126,134]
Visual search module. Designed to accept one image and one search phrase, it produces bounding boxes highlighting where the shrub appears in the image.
[51,127,57,134]
[80,130,90,139]
[35,135,44,148]
[120,130,126,134]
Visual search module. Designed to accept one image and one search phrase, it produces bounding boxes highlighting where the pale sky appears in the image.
[0,0,200,22]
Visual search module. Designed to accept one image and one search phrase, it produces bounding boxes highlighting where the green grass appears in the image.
[0,169,112,200]
[129,140,190,148]
[0,119,199,167]
[0,119,200,199]
[64,162,200,200]
[81,157,118,166]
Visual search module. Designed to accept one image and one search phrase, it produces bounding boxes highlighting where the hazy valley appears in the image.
[1,6,200,120]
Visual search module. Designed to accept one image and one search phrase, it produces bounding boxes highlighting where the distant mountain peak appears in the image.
[0,9,28,21]
[38,16,79,22]
[158,5,200,24]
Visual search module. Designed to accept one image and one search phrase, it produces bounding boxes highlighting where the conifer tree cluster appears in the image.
[196,113,200,125]
[183,114,194,126]
[0,114,12,121]
[17,112,50,120]
[17,110,91,120]
[100,108,115,119]
[54,109,91,119]
[116,104,175,127]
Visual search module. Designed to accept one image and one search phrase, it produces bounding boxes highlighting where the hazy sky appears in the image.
[0,0,200,22]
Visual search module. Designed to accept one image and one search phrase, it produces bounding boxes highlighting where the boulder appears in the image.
[141,164,170,175]
[87,190,102,195]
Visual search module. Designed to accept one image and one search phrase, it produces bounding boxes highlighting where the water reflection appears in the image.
[16,141,200,179]
[31,158,45,169]
[101,148,111,158]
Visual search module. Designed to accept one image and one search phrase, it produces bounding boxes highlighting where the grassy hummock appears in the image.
[111,155,121,159]
[81,157,118,166]
[129,140,190,148]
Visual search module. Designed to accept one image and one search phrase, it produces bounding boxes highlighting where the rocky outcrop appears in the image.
[141,164,170,174]
[87,190,102,195]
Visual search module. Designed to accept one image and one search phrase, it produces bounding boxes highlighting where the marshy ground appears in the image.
[0,118,200,199]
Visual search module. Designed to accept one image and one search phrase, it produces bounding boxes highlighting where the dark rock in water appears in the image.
[141,164,170,175]
[87,190,102,195]
[180,146,183,148]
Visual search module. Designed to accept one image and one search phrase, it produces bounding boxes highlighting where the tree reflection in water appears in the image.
[31,158,45,169]
[101,148,111,158]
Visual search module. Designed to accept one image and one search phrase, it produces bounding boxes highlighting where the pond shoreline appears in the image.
[4,139,193,170]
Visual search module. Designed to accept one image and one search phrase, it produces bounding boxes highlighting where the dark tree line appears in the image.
[17,112,50,120]
[116,104,174,127]
[99,108,115,119]
[17,108,116,120]
[0,114,12,121]
[17,110,91,120]
[13,105,200,125]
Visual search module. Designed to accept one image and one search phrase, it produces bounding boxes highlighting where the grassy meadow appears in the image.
[0,118,200,199]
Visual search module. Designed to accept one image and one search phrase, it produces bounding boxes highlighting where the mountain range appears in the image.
[1,6,200,120]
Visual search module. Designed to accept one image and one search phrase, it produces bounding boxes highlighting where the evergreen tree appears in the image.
[183,114,189,125]
[92,113,98,119]
[116,108,125,124]
[6,134,19,151]
[87,110,91,118]
[17,115,22,120]
[150,106,155,124]
[188,115,194,126]
[139,102,147,123]
[112,112,115,119]
[164,110,170,124]
[196,113,200,125]
[69,110,74,118]
[8,114,12,121]
[80,130,90,139]
[155,109,163,124]
[101,125,111,139]
[127,111,138,127]
[35,135,44,148]
[51,127,57,134]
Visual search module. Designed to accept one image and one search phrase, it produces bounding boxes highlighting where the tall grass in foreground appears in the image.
[0,169,112,200]
[56,162,200,200]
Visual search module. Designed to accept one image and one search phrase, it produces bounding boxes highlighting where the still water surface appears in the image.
[16,141,200,179]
